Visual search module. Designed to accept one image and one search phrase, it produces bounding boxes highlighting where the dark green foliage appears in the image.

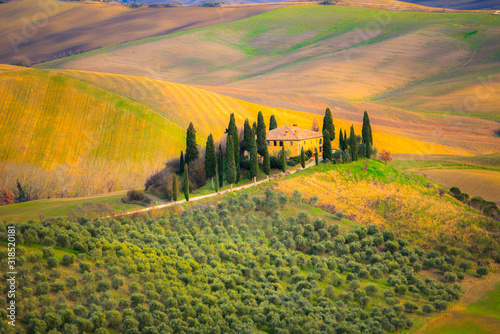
[226,135,236,185]
[185,122,198,164]
[263,147,271,176]
[300,147,306,168]
[362,111,373,158]
[322,130,332,162]
[322,108,335,141]
[46,257,58,269]
[227,113,240,183]
[249,134,259,179]
[183,164,189,201]
[218,144,224,187]
[315,150,319,166]
[179,151,184,174]
[349,125,358,161]
[215,164,219,192]
[17,179,27,202]
[269,115,278,130]
[257,111,267,157]
[476,267,488,277]
[172,175,178,201]
[204,133,216,179]
[339,129,344,150]
[243,119,253,152]
[281,146,286,172]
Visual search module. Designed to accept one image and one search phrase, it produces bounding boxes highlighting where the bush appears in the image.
[476,267,488,277]
[270,156,283,170]
[122,189,151,205]
[46,257,58,269]
[61,254,75,266]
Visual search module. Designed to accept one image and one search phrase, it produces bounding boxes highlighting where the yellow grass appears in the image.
[414,169,500,203]
[275,160,496,250]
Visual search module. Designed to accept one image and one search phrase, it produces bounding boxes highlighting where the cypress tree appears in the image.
[227,113,240,184]
[217,144,224,187]
[250,135,258,180]
[179,151,184,174]
[214,164,219,193]
[349,125,358,162]
[323,130,332,162]
[269,115,278,130]
[185,122,198,164]
[322,108,335,141]
[183,164,189,201]
[339,129,344,150]
[257,111,267,157]
[205,133,216,187]
[315,150,319,166]
[252,121,257,136]
[281,146,287,173]
[172,175,178,201]
[243,119,253,152]
[362,111,373,158]
[226,135,236,189]
[300,147,305,168]
[263,147,271,176]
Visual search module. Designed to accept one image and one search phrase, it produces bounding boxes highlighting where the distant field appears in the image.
[400,0,500,10]
[418,276,500,334]
[38,5,500,117]
[0,0,285,64]
[413,169,500,203]
[392,153,500,170]
[0,191,141,222]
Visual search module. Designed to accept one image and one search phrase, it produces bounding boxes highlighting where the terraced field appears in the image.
[0,0,285,64]
[38,5,500,115]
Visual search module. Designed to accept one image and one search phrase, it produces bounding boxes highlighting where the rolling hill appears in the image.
[0,64,468,197]
[0,0,286,65]
[38,5,500,114]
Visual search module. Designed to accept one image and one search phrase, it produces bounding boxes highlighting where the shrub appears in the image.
[476,267,488,277]
[270,156,283,170]
[46,257,58,269]
[404,302,418,313]
[422,304,434,314]
[61,254,75,266]
[42,247,55,258]
[444,272,457,283]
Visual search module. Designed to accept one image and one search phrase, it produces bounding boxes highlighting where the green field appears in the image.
[420,278,500,334]
[0,191,143,222]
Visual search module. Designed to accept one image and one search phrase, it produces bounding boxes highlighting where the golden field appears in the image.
[275,160,498,252]
[0,65,465,196]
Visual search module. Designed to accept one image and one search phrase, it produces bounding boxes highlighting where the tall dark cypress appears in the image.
[205,133,216,187]
[322,108,335,141]
[349,125,358,162]
[315,150,319,166]
[339,130,344,150]
[227,113,240,183]
[323,130,332,162]
[263,147,271,176]
[226,135,236,188]
[243,119,253,152]
[183,164,189,201]
[172,175,178,201]
[281,146,286,172]
[179,151,185,174]
[362,111,373,158]
[344,130,347,149]
[252,121,257,136]
[217,144,224,187]
[300,147,306,168]
[185,122,198,164]
[249,134,259,180]
[214,164,219,193]
[257,111,267,157]
[269,115,278,130]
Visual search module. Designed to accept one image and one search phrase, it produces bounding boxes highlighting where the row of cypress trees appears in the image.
[322,109,373,162]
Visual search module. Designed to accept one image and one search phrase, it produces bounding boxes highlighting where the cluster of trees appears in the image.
[0,188,487,334]
[450,187,499,221]
[322,109,375,164]
[147,112,307,201]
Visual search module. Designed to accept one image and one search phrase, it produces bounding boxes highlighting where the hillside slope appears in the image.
[1,65,464,197]
[0,0,285,65]
[38,5,500,109]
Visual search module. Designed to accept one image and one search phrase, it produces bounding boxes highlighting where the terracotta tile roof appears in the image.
[267,126,322,141]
